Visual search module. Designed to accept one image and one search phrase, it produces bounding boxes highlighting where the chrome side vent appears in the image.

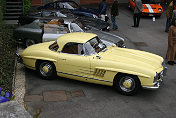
[94,69,106,78]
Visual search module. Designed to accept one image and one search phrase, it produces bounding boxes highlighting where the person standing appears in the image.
[98,0,107,21]
[111,0,119,30]
[166,19,176,65]
[165,0,176,32]
[132,0,143,28]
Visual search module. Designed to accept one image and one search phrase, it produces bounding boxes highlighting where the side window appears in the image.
[49,41,59,51]
[62,43,83,55]
[59,3,65,8]
[56,2,60,8]
[42,12,55,17]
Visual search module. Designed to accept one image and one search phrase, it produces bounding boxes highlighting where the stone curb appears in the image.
[0,101,32,118]
[10,45,32,117]
[13,45,26,106]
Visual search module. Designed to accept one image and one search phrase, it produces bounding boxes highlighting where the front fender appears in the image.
[97,67,150,79]
[99,67,155,87]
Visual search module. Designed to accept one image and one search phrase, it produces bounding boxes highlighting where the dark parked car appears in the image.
[13,18,124,47]
[37,0,105,20]
[18,10,110,30]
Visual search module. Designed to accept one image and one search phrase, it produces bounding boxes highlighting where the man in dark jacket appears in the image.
[165,0,176,32]
[111,0,119,30]
[98,0,107,21]
[132,0,143,27]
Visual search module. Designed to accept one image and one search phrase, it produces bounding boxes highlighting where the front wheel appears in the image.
[114,74,141,95]
[37,61,56,80]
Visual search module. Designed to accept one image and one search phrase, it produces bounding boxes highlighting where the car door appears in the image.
[57,42,91,80]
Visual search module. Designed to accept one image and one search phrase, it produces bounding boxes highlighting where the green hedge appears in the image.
[24,0,32,14]
[0,0,4,32]
[0,1,17,92]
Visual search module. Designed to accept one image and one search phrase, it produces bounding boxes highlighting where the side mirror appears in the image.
[96,54,101,59]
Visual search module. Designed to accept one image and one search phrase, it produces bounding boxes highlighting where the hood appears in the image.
[98,47,163,71]
[143,4,162,13]
[87,29,124,44]
[79,17,109,30]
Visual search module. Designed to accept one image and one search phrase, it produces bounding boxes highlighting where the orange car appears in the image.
[129,0,163,16]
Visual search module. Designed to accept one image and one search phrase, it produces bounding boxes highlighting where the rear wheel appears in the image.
[25,39,35,47]
[37,61,56,80]
[114,74,140,95]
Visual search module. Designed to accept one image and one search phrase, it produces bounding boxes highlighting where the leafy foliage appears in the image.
[24,0,32,14]
[0,3,17,92]
[0,24,17,92]
[0,87,15,103]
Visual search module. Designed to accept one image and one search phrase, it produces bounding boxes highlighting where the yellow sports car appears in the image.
[18,32,167,95]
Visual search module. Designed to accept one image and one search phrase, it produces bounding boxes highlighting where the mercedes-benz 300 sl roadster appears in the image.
[17,32,167,95]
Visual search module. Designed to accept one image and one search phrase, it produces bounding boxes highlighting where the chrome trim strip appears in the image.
[57,71,112,83]
[75,71,92,75]
[24,64,35,69]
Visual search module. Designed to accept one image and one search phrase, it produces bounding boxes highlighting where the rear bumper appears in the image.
[16,53,23,64]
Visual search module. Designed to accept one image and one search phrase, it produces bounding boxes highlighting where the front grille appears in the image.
[158,71,164,79]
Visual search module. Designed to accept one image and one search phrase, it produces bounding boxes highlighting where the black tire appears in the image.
[114,74,141,95]
[25,39,36,47]
[37,61,56,80]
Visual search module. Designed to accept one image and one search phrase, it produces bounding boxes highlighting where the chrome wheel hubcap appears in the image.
[39,62,53,77]
[119,76,135,92]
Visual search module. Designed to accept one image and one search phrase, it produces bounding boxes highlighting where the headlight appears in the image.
[162,59,166,67]
[158,8,162,12]
[153,72,158,84]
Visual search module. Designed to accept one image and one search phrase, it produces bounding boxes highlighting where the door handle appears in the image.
[60,58,66,61]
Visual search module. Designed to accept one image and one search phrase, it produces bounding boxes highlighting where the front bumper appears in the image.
[141,12,162,16]
[143,66,167,90]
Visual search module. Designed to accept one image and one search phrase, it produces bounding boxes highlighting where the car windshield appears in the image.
[70,23,84,32]
[142,0,158,4]
[28,12,41,16]
[59,2,78,10]
[49,41,59,51]
[84,37,106,55]
[42,11,53,16]
[55,11,67,17]
[72,20,86,31]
